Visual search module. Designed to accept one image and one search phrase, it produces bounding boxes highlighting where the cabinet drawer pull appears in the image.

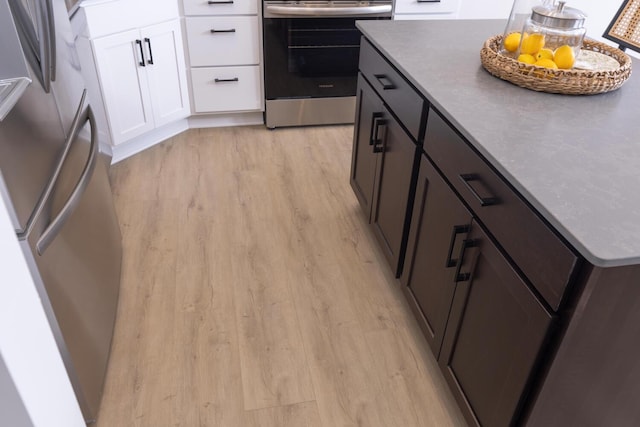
[446,225,470,268]
[372,116,387,153]
[459,173,500,207]
[135,39,145,67]
[373,74,395,90]
[369,112,383,145]
[416,0,441,2]
[210,28,236,33]
[144,38,154,65]
[214,77,239,83]
[454,238,478,282]
[208,0,234,3]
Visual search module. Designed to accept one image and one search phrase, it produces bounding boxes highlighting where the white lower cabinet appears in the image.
[182,0,263,116]
[185,16,260,67]
[393,0,460,19]
[190,66,261,113]
[92,19,190,145]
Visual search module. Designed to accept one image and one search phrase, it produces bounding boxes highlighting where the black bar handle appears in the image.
[214,77,239,83]
[417,0,441,2]
[373,74,395,90]
[369,113,383,146]
[454,239,478,282]
[210,28,237,33]
[135,39,145,67]
[445,225,470,268]
[372,117,387,153]
[144,37,154,65]
[459,174,499,206]
[208,0,234,3]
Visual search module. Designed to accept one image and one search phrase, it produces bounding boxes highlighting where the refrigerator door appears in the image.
[24,101,122,422]
[9,0,86,134]
[0,0,66,234]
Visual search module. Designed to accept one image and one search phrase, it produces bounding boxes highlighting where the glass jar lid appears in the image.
[531,1,586,29]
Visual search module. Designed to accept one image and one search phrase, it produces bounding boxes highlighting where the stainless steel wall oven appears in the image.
[263,1,392,128]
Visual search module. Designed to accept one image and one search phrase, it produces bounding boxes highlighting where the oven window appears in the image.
[264,17,384,99]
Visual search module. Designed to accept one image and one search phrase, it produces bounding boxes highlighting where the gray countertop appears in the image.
[357,19,640,268]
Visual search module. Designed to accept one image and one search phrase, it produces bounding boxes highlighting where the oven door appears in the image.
[263,2,391,101]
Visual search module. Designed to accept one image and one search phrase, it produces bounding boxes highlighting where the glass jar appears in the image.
[501,0,551,57]
[519,1,587,68]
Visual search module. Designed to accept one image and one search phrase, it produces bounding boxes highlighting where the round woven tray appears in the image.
[480,34,633,95]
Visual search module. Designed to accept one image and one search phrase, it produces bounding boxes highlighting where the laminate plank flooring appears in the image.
[98,125,466,427]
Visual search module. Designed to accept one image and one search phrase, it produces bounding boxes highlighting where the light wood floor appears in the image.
[98,125,466,427]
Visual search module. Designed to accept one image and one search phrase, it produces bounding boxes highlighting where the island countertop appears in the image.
[356,19,640,268]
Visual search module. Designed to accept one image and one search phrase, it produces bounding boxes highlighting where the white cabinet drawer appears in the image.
[394,0,460,15]
[182,0,258,16]
[185,16,260,66]
[190,66,262,112]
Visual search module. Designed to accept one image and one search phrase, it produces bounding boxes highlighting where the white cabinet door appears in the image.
[143,20,191,127]
[92,29,155,145]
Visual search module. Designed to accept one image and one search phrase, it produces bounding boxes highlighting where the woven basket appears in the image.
[480,35,633,95]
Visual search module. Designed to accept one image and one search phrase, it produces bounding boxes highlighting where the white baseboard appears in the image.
[188,111,264,129]
[111,119,189,164]
[108,112,265,164]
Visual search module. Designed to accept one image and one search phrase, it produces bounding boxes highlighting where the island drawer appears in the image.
[358,38,424,141]
[424,108,578,311]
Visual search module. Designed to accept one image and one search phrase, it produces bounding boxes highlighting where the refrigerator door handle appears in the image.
[36,102,98,255]
[41,0,57,83]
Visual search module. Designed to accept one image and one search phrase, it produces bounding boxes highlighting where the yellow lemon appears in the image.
[517,54,536,64]
[504,32,522,52]
[534,58,558,69]
[520,33,545,55]
[554,45,575,69]
[536,48,554,61]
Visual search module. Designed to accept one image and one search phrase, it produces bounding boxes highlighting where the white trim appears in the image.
[111,119,189,164]
[188,112,264,129]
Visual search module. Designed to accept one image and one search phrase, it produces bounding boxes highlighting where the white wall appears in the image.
[0,197,84,427]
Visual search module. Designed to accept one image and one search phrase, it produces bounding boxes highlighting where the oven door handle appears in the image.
[265,4,392,16]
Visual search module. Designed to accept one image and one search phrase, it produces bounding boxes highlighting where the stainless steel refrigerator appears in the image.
[0,0,122,422]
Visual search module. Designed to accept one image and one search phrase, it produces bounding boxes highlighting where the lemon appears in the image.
[517,54,536,64]
[536,48,554,61]
[520,33,545,55]
[534,58,558,69]
[504,32,522,52]
[554,45,575,69]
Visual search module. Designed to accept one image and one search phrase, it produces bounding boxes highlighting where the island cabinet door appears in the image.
[350,74,384,221]
[439,220,554,427]
[401,153,473,357]
[369,102,418,277]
